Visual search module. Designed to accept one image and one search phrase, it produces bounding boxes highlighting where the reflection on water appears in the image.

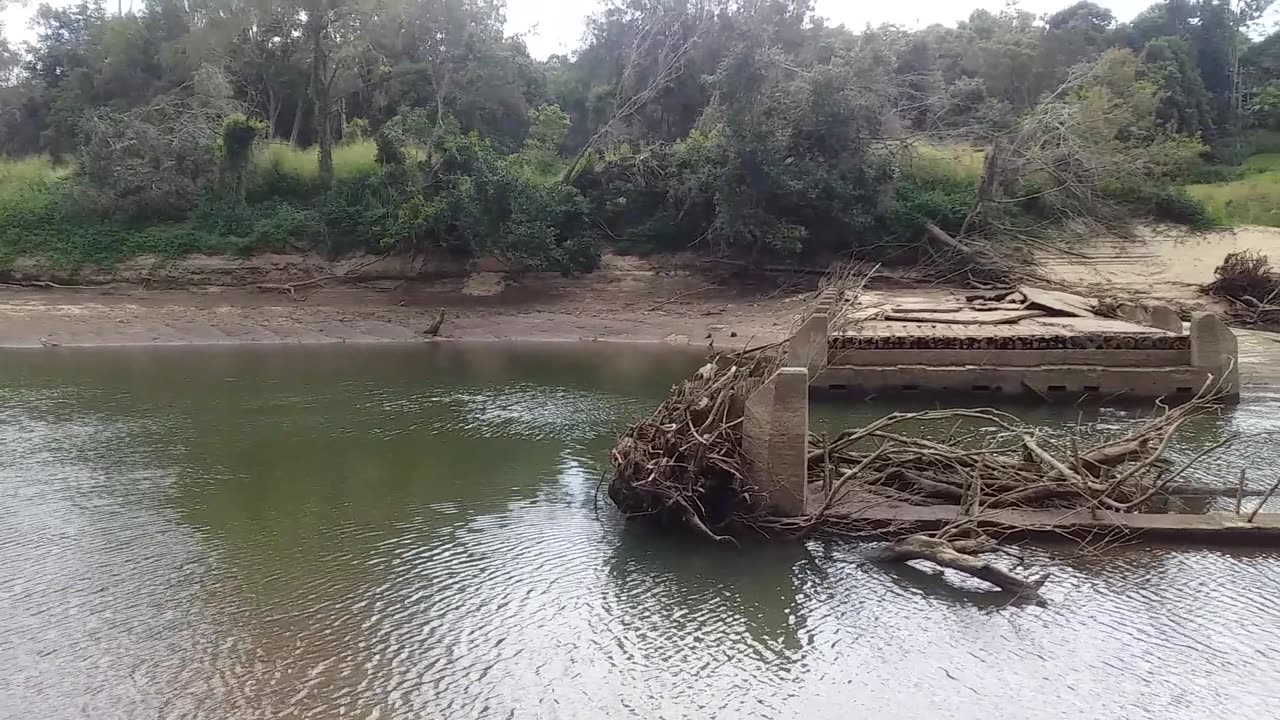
[2,343,1279,719]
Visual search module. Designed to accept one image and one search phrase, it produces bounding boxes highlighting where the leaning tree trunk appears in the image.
[289,100,304,147]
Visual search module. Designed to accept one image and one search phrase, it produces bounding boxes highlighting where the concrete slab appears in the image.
[823,501,1280,543]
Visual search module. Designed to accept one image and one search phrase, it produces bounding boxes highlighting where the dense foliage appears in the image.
[0,0,1278,268]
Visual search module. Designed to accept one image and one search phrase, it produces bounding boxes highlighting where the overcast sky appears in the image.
[509,0,1168,58]
[0,0,1186,59]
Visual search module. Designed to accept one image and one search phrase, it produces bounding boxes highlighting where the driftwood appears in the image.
[611,354,1240,595]
[422,309,445,336]
[255,252,393,299]
[870,535,1048,596]
[1204,250,1280,328]
[0,280,99,289]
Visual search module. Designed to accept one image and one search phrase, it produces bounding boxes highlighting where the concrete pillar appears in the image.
[742,367,809,516]
[1189,312,1239,395]
[1146,303,1184,334]
[787,311,829,375]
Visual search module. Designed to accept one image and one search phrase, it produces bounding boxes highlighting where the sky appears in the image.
[508,0,1164,58]
[0,0,1181,59]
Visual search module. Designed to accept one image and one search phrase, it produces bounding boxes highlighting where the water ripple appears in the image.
[3,346,1280,719]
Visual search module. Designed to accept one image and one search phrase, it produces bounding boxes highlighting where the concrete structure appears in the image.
[811,294,1240,402]
[824,501,1280,543]
[1189,312,1239,394]
[742,356,1271,537]
[787,311,830,375]
[1148,303,1184,334]
[743,367,809,516]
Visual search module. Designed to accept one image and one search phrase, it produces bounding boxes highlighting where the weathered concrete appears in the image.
[819,292,1238,402]
[829,348,1190,368]
[821,501,1280,543]
[1190,312,1240,393]
[1147,303,1184,334]
[817,364,1209,400]
[743,367,809,516]
[787,311,829,375]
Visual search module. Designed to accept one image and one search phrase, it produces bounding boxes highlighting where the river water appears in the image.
[2,343,1279,719]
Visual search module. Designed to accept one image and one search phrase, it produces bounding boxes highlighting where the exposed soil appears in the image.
[0,254,807,348]
[4,231,1280,383]
[1036,224,1280,307]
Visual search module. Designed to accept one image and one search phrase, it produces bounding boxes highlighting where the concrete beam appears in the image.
[742,367,809,516]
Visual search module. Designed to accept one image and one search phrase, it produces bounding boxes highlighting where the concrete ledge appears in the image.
[816,364,1213,400]
[829,349,1191,368]
[826,502,1280,543]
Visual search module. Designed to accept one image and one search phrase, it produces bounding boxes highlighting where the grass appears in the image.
[252,140,379,182]
[1188,171,1280,227]
[1244,153,1280,173]
[0,155,68,195]
[902,143,985,183]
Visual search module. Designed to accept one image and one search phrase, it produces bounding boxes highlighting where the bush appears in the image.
[1133,185,1218,228]
[887,172,977,239]
[381,127,600,272]
[75,107,221,219]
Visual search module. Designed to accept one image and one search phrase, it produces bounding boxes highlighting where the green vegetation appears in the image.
[1190,172,1280,226]
[0,0,1278,271]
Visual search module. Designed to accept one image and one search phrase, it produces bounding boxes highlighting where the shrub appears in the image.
[887,172,977,239]
[380,125,600,272]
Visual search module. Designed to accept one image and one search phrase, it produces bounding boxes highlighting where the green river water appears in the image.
[2,343,1279,719]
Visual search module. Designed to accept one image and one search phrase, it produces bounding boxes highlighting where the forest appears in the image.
[0,0,1278,272]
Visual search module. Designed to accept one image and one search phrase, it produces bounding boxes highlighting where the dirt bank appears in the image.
[1036,224,1280,306]
[5,238,1280,385]
[0,254,804,348]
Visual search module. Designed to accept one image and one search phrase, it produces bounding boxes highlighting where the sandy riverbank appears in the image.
[5,237,1280,385]
[0,254,804,348]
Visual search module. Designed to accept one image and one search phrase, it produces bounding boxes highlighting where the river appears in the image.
[2,343,1279,719]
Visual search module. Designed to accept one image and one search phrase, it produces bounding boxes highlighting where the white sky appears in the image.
[509,0,1165,58]
[0,0,1184,59]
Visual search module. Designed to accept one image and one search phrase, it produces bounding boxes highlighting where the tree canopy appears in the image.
[0,0,1276,270]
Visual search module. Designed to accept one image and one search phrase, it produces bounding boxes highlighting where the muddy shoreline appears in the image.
[0,254,804,349]
[5,232,1280,383]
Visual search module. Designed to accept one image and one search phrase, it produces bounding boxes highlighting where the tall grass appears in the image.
[0,155,67,195]
[1188,172,1280,227]
[902,144,985,183]
[252,140,379,182]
